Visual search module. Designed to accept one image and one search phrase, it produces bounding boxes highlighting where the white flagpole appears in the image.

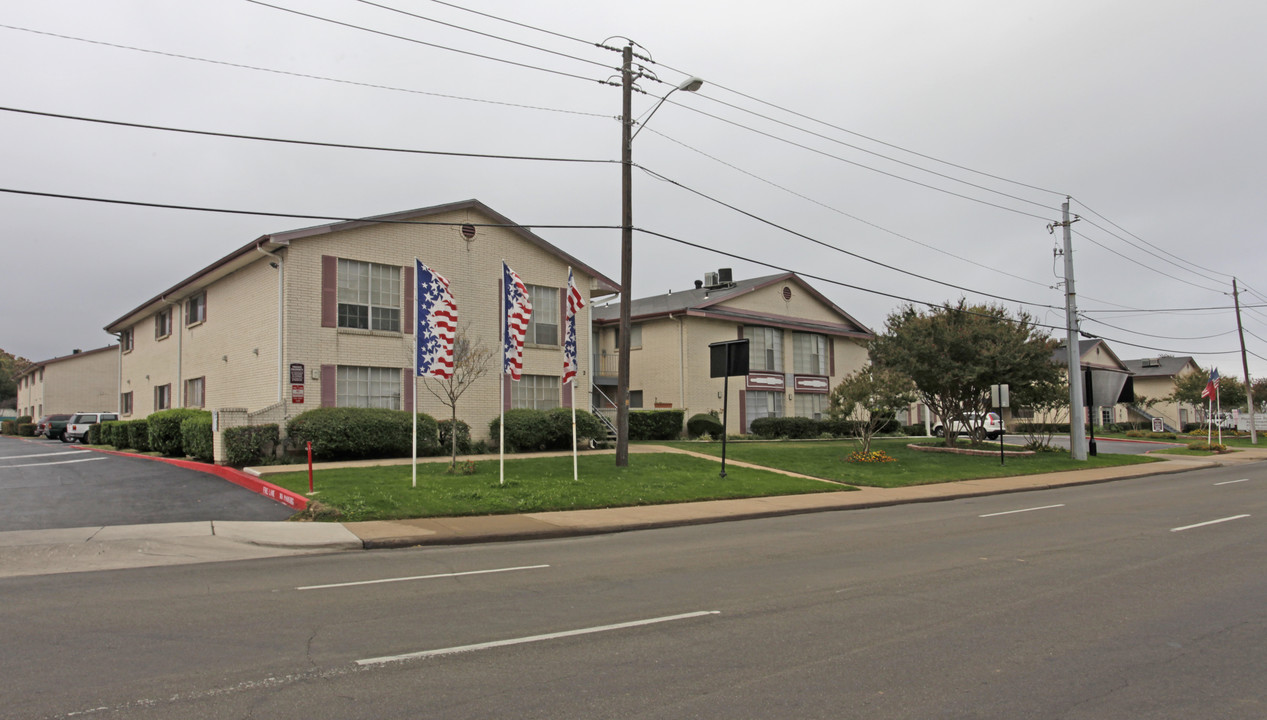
[500,260,506,487]
[412,259,418,489]
[1216,380,1223,445]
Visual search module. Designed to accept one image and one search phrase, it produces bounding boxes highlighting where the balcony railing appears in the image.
[592,351,620,376]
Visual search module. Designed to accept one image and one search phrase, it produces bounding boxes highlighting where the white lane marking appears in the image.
[296,564,550,591]
[1,457,105,469]
[979,504,1065,518]
[357,610,721,666]
[0,450,90,460]
[1171,515,1251,532]
[1214,478,1250,486]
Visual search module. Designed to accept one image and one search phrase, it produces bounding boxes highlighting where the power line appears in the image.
[0,24,610,119]
[1081,303,1267,313]
[636,164,1064,311]
[641,125,1056,291]
[423,0,602,50]
[1072,229,1225,294]
[0,106,617,164]
[1072,197,1234,282]
[0,187,619,230]
[1080,316,1238,341]
[243,0,607,85]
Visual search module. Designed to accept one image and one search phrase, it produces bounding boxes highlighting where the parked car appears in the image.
[36,414,72,440]
[62,412,120,443]
[933,411,1003,441]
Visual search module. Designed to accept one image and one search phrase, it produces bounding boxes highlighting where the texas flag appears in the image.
[415,259,456,379]
[1201,367,1220,400]
[503,262,532,380]
[562,268,585,386]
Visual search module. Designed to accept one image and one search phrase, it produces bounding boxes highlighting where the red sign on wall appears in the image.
[291,384,305,404]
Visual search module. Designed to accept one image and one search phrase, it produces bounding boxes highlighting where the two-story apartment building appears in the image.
[592,270,874,435]
[1120,355,1202,431]
[103,199,618,450]
[15,345,119,418]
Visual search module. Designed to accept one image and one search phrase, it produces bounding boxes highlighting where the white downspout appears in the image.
[255,243,285,404]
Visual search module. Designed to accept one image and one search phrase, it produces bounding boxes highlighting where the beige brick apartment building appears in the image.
[592,270,874,435]
[1120,355,1202,431]
[15,344,119,418]
[103,199,618,449]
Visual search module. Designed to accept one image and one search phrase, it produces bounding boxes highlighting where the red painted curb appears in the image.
[89,448,308,511]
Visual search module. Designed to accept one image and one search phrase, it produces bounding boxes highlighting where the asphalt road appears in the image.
[0,436,294,531]
[1035,434,1182,455]
[3,460,1263,719]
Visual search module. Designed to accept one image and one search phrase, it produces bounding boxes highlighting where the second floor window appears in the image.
[744,326,782,372]
[793,332,828,375]
[338,259,400,332]
[120,329,133,352]
[155,309,172,339]
[185,292,206,325]
[526,285,559,345]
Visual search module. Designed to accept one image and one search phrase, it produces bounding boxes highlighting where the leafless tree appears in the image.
[422,326,494,470]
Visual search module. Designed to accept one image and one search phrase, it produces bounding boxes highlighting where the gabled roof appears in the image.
[16,344,119,380]
[593,272,873,338]
[1052,338,1130,373]
[105,199,618,333]
[1120,356,1200,379]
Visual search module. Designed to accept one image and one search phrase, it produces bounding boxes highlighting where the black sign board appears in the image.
[709,339,750,378]
[290,363,306,385]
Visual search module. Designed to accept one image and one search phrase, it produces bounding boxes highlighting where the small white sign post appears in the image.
[991,384,1010,465]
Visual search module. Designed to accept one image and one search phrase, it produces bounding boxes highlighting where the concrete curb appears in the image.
[86,447,309,510]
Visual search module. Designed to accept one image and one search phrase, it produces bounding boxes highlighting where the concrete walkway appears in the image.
[4,445,1263,578]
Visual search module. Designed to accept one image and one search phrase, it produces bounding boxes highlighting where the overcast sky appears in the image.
[3,0,1265,383]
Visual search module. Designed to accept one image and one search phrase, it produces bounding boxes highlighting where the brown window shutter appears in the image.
[403,264,414,335]
[559,287,567,345]
[321,256,337,328]
[403,368,414,412]
[829,337,835,376]
[503,374,512,411]
[321,364,336,407]
[562,379,572,408]
[738,391,747,434]
[737,325,744,339]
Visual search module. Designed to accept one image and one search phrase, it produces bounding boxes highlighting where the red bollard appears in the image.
[307,441,314,494]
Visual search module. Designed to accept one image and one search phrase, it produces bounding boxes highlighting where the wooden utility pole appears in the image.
[1233,277,1258,444]
[616,43,633,467]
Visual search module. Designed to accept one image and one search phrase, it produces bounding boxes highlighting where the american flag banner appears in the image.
[503,261,532,380]
[562,268,585,385]
[415,259,457,379]
[1202,367,1220,399]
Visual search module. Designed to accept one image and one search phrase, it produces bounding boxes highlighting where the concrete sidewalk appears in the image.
[4,445,1262,578]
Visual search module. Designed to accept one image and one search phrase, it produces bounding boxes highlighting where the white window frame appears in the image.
[121,391,133,416]
[793,332,828,375]
[184,377,205,408]
[745,390,784,430]
[337,259,401,332]
[155,309,172,340]
[793,392,827,421]
[336,366,401,409]
[155,384,171,411]
[512,374,560,410]
[744,326,783,372]
[526,284,559,346]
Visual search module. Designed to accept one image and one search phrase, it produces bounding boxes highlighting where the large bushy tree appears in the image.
[0,349,32,408]
[1170,368,1246,411]
[870,300,1061,446]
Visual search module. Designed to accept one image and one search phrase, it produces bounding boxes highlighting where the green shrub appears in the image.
[147,409,210,456]
[0,421,14,435]
[286,408,440,461]
[17,422,36,437]
[182,416,213,462]
[751,416,825,439]
[687,413,724,439]
[16,415,32,425]
[1186,440,1229,453]
[489,408,605,452]
[126,419,151,452]
[901,423,926,436]
[628,409,685,440]
[223,424,279,466]
[87,423,103,444]
[438,419,472,454]
[99,421,118,446]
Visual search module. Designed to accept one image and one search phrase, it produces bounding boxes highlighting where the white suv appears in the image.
[932,412,1003,441]
[62,412,120,443]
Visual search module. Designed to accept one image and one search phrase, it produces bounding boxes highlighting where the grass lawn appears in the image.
[263,453,854,522]
[661,437,1156,488]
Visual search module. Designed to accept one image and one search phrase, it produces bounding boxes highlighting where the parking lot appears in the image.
[0,435,295,531]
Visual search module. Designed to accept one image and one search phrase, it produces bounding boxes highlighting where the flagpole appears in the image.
[500,260,506,488]
[412,259,419,489]
[568,267,579,482]
[1216,379,1223,446]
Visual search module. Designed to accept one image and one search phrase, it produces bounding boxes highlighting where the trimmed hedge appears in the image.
[0,421,14,435]
[87,423,103,444]
[628,409,685,440]
[489,408,605,452]
[99,420,123,447]
[286,407,441,461]
[687,413,724,439]
[126,419,151,452]
[223,424,279,466]
[16,415,32,425]
[148,409,212,456]
[182,416,213,462]
[747,416,902,439]
[17,423,36,437]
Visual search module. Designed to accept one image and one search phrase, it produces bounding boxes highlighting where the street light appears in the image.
[616,44,703,467]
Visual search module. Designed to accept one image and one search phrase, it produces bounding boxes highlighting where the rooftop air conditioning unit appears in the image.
[704,272,719,287]
[717,268,733,284]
